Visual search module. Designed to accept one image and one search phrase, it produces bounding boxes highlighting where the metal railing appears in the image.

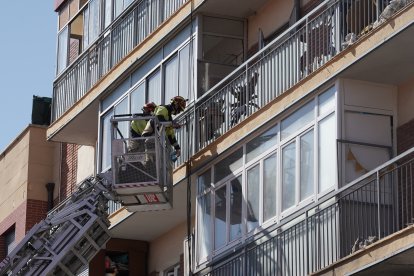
[197,147,414,275]
[52,0,187,121]
[171,0,414,167]
[104,0,413,214]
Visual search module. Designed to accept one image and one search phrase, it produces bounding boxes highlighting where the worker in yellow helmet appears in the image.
[142,96,187,158]
[128,102,157,152]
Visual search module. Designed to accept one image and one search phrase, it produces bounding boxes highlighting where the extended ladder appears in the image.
[0,175,112,276]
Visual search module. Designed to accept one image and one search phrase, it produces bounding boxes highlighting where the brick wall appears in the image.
[0,235,5,261]
[397,118,414,154]
[0,202,27,248]
[25,199,48,233]
[0,199,48,261]
[60,143,79,202]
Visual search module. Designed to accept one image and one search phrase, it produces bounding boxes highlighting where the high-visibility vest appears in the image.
[131,119,147,135]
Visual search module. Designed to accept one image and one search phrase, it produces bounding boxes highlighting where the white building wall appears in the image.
[148,221,187,274]
[77,145,95,183]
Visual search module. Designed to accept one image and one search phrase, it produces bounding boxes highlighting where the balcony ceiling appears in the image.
[49,100,99,146]
[198,0,269,18]
[355,246,414,276]
[109,180,194,241]
[340,23,414,86]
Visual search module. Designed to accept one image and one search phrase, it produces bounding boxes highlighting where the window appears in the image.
[214,149,243,182]
[247,166,260,232]
[263,154,277,221]
[2,226,16,256]
[114,97,129,138]
[57,0,102,73]
[196,87,337,263]
[83,0,101,49]
[179,44,191,101]
[101,111,114,170]
[57,27,69,74]
[281,100,314,140]
[148,70,161,104]
[164,263,180,276]
[199,16,245,95]
[214,185,226,249]
[99,39,194,171]
[197,170,212,261]
[164,56,179,104]
[246,125,278,163]
[114,0,135,18]
[130,83,145,113]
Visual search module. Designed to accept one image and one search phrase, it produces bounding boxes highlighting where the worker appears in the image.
[128,102,157,152]
[142,96,187,158]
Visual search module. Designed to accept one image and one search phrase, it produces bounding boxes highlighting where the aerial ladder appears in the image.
[0,115,175,275]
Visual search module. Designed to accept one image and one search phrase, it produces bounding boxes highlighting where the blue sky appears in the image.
[0,2,56,152]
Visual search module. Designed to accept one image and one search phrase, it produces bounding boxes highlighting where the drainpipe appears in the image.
[45,182,55,211]
[295,0,301,20]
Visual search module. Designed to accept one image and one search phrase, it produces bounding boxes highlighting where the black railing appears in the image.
[197,147,414,275]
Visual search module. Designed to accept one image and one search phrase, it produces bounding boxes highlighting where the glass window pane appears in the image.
[198,170,211,194]
[319,86,336,116]
[59,4,70,30]
[114,97,129,138]
[300,130,314,201]
[203,35,243,66]
[179,44,191,101]
[125,0,134,8]
[69,0,79,18]
[263,154,277,221]
[203,16,244,37]
[104,0,113,28]
[101,110,113,170]
[247,165,260,232]
[246,126,278,163]
[148,70,161,104]
[83,7,90,48]
[130,83,145,114]
[114,0,124,18]
[214,148,243,182]
[57,27,69,74]
[319,113,336,192]
[214,186,226,249]
[282,142,296,211]
[281,100,314,140]
[164,56,178,104]
[88,0,101,43]
[197,192,211,260]
[229,176,242,241]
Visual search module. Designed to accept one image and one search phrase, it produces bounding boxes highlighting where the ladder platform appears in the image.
[111,115,174,212]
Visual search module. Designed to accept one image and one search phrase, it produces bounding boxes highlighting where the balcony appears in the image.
[194,147,414,275]
[172,0,414,167]
[106,0,414,227]
[52,0,187,122]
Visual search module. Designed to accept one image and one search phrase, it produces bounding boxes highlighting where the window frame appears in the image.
[196,86,338,264]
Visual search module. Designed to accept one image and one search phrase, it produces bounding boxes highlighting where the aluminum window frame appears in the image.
[195,85,338,265]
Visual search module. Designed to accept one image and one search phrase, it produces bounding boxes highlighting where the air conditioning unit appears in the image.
[183,234,194,276]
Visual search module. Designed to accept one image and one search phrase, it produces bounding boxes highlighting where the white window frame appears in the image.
[196,85,338,265]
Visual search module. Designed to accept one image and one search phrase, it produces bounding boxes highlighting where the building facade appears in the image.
[49,0,414,275]
[0,125,58,262]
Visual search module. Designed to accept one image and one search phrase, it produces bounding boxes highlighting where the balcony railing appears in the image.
[52,0,187,121]
[173,0,413,167]
[106,0,414,216]
[196,146,414,275]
